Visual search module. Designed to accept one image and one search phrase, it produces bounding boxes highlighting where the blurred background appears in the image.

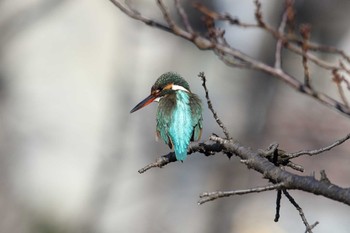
[0,0,350,232]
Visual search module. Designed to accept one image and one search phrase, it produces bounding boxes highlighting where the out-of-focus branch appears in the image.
[274,6,288,69]
[108,0,172,33]
[108,0,350,117]
[333,69,350,108]
[174,0,193,33]
[300,24,312,88]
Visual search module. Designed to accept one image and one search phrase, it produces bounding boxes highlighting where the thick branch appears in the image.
[138,134,350,206]
[210,135,350,206]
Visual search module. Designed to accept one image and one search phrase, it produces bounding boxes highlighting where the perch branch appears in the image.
[138,134,350,206]
[138,141,224,174]
[209,135,350,206]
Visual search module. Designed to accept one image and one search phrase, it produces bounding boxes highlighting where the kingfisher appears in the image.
[130,72,203,161]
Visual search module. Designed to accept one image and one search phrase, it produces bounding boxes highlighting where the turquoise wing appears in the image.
[156,92,202,161]
[168,91,193,161]
[156,94,176,149]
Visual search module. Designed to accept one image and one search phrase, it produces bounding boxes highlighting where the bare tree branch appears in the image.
[274,6,288,70]
[305,221,320,233]
[209,135,350,206]
[174,0,193,33]
[193,3,257,28]
[198,72,231,139]
[138,133,350,206]
[138,141,224,174]
[333,69,350,108]
[108,0,350,117]
[300,24,312,88]
[108,0,172,32]
[283,189,317,233]
[156,0,176,29]
[274,189,282,222]
[198,183,285,205]
[285,133,350,159]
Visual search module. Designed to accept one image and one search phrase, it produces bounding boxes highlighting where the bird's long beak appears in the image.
[130,94,157,113]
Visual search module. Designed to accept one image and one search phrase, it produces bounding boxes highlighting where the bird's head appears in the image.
[130,72,191,113]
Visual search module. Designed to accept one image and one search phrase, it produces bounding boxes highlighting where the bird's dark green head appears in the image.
[130,72,191,113]
[151,72,191,94]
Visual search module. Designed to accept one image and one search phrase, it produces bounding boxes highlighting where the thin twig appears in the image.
[138,152,176,174]
[193,3,257,27]
[254,0,265,27]
[332,69,350,107]
[156,0,176,28]
[286,161,304,172]
[300,24,312,87]
[198,72,231,139]
[285,0,295,33]
[274,189,282,222]
[307,43,350,65]
[286,133,350,159]
[198,183,285,205]
[305,222,319,233]
[274,6,288,69]
[108,0,172,32]
[339,62,350,83]
[174,0,193,33]
[283,190,316,233]
[336,82,349,108]
[125,0,140,15]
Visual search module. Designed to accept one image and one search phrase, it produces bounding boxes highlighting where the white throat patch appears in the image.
[172,84,190,93]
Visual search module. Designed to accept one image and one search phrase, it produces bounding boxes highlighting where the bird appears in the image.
[130,72,203,161]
